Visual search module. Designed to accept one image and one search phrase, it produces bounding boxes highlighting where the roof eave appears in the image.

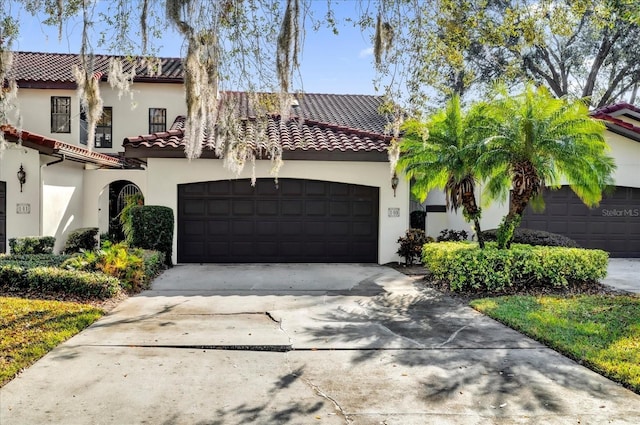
[124,146,389,162]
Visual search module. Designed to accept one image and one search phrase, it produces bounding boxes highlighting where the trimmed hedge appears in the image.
[0,254,70,268]
[141,250,165,283]
[9,236,56,254]
[422,242,608,291]
[481,228,580,248]
[63,227,99,254]
[0,265,120,299]
[128,205,174,266]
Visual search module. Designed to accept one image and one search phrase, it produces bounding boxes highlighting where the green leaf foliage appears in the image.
[128,205,174,266]
[8,237,56,254]
[482,228,580,248]
[0,254,70,268]
[478,84,616,248]
[62,227,99,254]
[397,228,432,266]
[422,242,608,292]
[0,265,120,299]
[480,85,616,207]
[63,242,165,292]
[397,95,488,247]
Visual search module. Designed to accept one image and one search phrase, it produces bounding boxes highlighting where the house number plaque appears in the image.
[388,207,400,217]
[16,203,31,214]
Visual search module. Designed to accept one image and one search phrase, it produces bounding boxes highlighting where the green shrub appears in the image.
[0,265,120,299]
[119,193,145,242]
[436,229,469,242]
[9,236,56,254]
[397,228,431,265]
[63,227,99,254]
[141,249,166,282]
[482,228,580,248]
[128,205,174,267]
[63,242,165,292]
[422,242,608,292]
[0,254,70,268]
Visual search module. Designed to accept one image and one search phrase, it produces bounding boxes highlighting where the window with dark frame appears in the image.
[149,108,167,133]
[95,107,113,148]
[51,96,71,133]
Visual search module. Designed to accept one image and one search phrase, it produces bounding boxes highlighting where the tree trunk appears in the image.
[461,190,485,249]
[498,161,541,249]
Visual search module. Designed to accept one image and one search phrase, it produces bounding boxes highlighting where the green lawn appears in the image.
[471,295,640,393]
[0,296,104,387]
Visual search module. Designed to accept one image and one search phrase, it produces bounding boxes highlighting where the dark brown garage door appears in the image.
[177,179,379,263]
[520,186,640,257]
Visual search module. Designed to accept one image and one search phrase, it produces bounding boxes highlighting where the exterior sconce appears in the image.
[391,173,399,197]
[17,164,26,193]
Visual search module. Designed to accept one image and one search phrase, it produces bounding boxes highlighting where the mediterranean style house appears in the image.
[1,52,408,263]
[1,52,638,261]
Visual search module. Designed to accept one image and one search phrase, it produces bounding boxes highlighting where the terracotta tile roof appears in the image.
[123,92,394,159]
[7,51,183,84]
[1,125,123,168]
[223,92,391,134]
[124,115,391,155]
[591,102,640,142]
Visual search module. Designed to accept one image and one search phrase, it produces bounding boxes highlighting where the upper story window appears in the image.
[51,96,71,133]
[95,107,113,148]
[80,107,112,148]
[149,108,167,133]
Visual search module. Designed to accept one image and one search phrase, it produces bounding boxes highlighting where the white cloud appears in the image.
[359,47,374,58]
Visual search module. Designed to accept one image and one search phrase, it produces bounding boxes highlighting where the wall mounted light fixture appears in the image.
[17,164,26,192]
[391,172,399,197]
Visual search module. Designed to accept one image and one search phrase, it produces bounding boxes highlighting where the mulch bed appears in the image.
[387,262,630,303]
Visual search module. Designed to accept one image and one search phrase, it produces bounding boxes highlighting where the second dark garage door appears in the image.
[178,179,379,263]
[520,186,640,257]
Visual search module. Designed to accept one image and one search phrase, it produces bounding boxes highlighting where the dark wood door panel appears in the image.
[178,179,379,263]
[520,186,640,257]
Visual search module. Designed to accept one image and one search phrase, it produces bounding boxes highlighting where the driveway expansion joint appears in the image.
[81,344,545,352]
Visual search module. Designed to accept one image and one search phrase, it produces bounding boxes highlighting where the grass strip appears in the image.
[0,296,104,387]
[470,295,640,393]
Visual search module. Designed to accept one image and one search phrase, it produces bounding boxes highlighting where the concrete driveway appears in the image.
[604,258,640,293]
[2,264,639,424]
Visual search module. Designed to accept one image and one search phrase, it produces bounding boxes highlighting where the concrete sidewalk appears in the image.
[2,264,639,424]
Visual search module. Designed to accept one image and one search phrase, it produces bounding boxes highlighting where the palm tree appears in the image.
[397,95,488,248]
[478,85,616,248]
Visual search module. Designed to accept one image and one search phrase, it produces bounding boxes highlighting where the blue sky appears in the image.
[9,1,380,95]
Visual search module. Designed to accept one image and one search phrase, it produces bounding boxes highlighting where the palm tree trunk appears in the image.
[473,217,485,249]
[461,189,485,249]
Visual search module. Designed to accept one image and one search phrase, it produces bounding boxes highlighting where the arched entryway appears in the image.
[100,180,142,241]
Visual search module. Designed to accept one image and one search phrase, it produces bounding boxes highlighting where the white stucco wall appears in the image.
[17,83,185,153]
[607,132,640,189]
[144,158,409,265]
[0,146,41,251]
[82,169,148,230]
[18,88,78,145]
[41,160,86,252]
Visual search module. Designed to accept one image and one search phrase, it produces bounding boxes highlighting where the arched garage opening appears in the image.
[520,186,640,257]
[177,178,379,263]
